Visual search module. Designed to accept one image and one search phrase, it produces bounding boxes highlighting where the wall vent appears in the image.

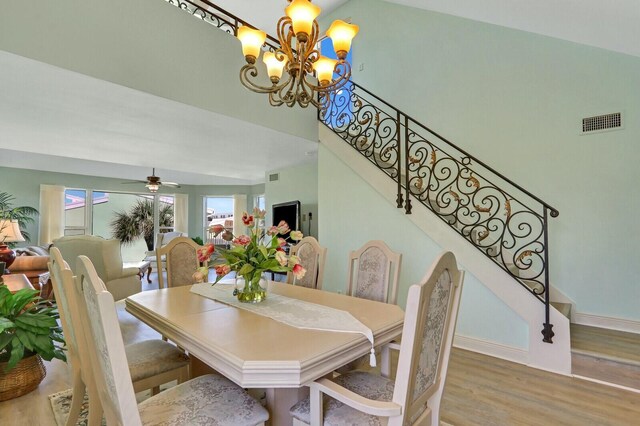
[582,112,622,134]
[269,173,279,182]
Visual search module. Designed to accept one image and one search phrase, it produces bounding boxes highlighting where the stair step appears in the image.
[551,302,571,319]
[571,324,640,390]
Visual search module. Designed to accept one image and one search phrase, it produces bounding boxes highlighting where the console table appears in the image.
[1,274,34,293]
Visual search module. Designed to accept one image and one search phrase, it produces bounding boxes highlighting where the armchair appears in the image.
[52,235,141,301]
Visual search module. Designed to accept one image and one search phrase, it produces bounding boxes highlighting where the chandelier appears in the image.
[236,0,359,111]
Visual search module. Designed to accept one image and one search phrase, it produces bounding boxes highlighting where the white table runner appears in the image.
[190,282,377,366]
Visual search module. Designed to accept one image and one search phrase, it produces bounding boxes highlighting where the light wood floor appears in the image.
[1,273,639,425]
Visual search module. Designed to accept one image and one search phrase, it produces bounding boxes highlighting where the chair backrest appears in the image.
[75,255,143,426]
[48,247,101,416]
[286,236,327,290]
[391,252,464,426]
[347,240,402,304]
[156,236,205,289]
[155,231,187,250]
[53,235,124,282]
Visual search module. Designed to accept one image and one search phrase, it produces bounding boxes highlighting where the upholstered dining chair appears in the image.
[347,240,402,305]
[48,248,191,426]
[74,255,269,426]
[290,251,465,426]
[287,236,328,290]
[156,236,207,289]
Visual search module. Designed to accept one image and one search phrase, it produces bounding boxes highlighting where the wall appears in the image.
[318,144,528,349]
[265,161,319,239]
[0,166,256,246]
[323,0,640,322]
[0,0,317,142]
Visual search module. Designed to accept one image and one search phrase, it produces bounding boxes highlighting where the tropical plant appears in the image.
[0,192,38,244]
[110,199,173,250]
[0,285,66,371]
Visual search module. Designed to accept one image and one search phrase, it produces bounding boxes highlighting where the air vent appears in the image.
[582,112,622,134]
[269,173,279,182]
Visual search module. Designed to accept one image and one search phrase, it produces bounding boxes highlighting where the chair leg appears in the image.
[87,394,103,426]
[65,374,85,426]
[151,386,160,396]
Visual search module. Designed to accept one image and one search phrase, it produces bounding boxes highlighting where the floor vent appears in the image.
[269,173,279,182]
[582,112,622,134]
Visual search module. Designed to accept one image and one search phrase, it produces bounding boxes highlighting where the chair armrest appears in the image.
[122,267,140,277]
[309,378,402,418]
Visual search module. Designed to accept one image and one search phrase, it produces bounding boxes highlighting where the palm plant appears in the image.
[110,199,174,250]
[0,192,38,244]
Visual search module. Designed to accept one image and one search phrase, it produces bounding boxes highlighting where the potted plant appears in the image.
[0,284,66,401]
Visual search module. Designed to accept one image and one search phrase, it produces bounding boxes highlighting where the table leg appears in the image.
[265,387,308,426]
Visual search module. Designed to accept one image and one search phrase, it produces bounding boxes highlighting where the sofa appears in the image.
[52,235,141,301]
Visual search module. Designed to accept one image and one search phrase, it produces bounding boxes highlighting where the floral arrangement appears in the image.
[204,208,306,301]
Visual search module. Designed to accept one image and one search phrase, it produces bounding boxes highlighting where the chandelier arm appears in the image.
[240,64,295,94]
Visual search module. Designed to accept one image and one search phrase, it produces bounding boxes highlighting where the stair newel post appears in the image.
[404,115,412,214]
[541,206,554,343]
[396,110,404,209]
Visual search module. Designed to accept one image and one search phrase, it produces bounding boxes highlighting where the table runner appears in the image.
[190,282,377,366]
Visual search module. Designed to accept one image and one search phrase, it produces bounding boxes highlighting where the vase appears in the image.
[235,276,267,303]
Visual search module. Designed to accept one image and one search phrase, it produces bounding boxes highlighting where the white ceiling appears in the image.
[1,0,637,186]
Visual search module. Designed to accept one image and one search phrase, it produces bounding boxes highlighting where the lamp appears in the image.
[0,219,25,273]
[146,183,160,193]
[238,0,359,111]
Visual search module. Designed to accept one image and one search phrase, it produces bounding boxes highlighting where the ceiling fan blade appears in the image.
[160,182,181,188]
[121,180,147,184]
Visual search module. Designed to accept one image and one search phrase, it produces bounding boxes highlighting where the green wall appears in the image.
[265,161,319,239]
[318,145,528,348]
[0,0,317,141]
[323,0,640,322]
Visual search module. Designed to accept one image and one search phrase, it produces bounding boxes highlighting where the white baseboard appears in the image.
[453,334,529,365]
[573,313,640,334]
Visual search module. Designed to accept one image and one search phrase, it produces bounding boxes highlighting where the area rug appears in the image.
[48,384,172,426]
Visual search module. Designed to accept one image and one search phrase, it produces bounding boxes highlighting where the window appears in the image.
[204,196,234,242]
[64,189,89,235]
[255,194,265,212]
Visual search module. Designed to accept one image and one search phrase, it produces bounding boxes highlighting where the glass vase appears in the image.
[235,275,267,303]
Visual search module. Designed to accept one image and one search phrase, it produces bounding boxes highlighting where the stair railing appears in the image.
[164,0,559,343]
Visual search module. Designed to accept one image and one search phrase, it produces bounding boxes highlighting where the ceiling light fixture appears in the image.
[237,0,358,111]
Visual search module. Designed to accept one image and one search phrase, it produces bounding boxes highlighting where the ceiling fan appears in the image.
[122,168,181,193]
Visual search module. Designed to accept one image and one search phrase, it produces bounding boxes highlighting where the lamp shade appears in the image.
[146,183,160,193]
[237,26,267,61]
[326,20,359,58]
[313,56,337,85]
[0,219,25,243]
[285,0,321,38]
[263,51,288,81]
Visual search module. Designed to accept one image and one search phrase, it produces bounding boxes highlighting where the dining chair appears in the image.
[290,251,465,426]
[347,240,402,305]
[49,248,191,425]
[287,236,328,289]
[74,255,270,426]
[156,236,206,289]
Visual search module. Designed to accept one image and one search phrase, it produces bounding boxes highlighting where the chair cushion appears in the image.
[290,371,394,425]
[125,340,189,382]
[138,374,269,425]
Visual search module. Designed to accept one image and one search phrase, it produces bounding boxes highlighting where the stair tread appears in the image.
[570,324,640,366]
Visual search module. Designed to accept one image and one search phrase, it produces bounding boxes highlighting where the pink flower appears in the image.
[277,238,287,247]
[214,264,231,276]
[267,226,279,236]
[253,207,266,219]
[242,212,254,227]
[192,266,208,283]
[292,264,306,280]
[232,235,251,246]
[197,244,215,263]
[275,251,288,267]
[290,230,303,241]
[221,230,233,241]
[209,224,225,236]
[276,220,290,235]
[288,255,300,267]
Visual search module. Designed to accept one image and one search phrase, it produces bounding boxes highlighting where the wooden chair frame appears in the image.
[286,236,328,290]
[347,240,402,305]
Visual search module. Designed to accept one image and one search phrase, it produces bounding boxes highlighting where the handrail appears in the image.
[163,0,557,343]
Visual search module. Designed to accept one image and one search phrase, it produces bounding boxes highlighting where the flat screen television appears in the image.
[272,200,301,239]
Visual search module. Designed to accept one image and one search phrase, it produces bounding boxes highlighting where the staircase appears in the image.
[165,0,577,373]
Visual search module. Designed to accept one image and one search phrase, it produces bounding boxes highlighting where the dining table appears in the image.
[125,280,405,426]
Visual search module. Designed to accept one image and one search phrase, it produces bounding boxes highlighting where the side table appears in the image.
[1,274,34,293]
[123,260,152,284]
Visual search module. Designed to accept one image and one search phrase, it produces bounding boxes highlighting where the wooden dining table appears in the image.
[125,280,404,426]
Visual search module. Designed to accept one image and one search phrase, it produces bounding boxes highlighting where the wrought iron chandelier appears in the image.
[236,0,359,111]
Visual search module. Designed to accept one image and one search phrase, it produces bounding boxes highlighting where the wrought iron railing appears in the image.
[163,0,559,343]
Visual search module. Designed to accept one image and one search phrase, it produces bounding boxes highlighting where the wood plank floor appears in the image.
[1,273,639,425]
